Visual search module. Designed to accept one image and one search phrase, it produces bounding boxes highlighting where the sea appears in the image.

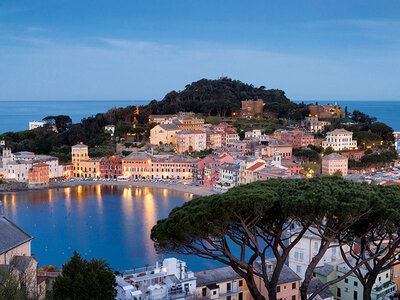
[0,100,150,134]
[0,100,400,135]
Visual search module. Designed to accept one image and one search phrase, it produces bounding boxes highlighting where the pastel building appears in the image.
[303,116,331,133]
[195,266,252,300]
[206,130,223,149]
[315,261,397,300]
[100,156,122,179]
[273,129,315,148]
[151,155,194,180]
[322,153,348,176]
[71,143,100,178]
[122,152,152,179]
[322,129,357,151]
[28,163,50,186]
[177,130,206,153]
[225,130,240,146]
[150,124,180,145]
[115,257,196,300]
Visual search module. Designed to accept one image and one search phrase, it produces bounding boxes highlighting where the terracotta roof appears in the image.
[248,162,265,171]
[33,163,49,167]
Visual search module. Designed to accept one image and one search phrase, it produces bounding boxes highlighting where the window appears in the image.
[239,292,243,300]
[296,266,301,273]
[345,287,348,292]
[277,286,281,293]
[239,280,243,287]
[354,281,358,287]
[314,242,319,251]
[353,291,357,300]
[299,252,304,261]
[202,288,206,297]
[337,287,341,297]
[227,282,231,292]
[345,278,348,283]
[227,296,231,300]
[292,282,296,289]
[292,296,296,300]
[395,270,399,278]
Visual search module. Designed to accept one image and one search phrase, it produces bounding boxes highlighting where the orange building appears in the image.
[28,163,50,186]
[308,104,345,119]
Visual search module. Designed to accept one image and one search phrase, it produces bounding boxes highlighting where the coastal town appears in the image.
[1,100,400,299]
[1,101,399,191]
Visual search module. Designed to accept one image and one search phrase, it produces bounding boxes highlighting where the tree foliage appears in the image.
[151,177,397,300]
[51,251,116,300]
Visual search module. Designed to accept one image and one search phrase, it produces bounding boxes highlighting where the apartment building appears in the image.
[71,143,100,178]
[273,129,315,148]
[116,257,196,300]
[122,152,152,179]
[303,116,331,133]
[177,130,206,153]
[151,155,194,180]
[322,129,357,151]
[322,153,348,176]
[195,266,252,300]
[315,262,397,300]
[28,163,50,186]
[100,156,122,179]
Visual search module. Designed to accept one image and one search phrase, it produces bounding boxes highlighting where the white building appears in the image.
[29,121,47,130]
[115,257,196,300]
[322,153,348,176]
[303,116,331,133]
[322,129,357,151]
[288,227,348,280]
[105,125,115,136]
[245,129,262,139]
[1,148,63,182]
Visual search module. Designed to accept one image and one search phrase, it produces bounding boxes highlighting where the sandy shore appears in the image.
[25,180,216,196]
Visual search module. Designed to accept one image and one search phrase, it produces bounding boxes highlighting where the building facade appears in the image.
[177,130,207,153]
[322,153,348,176]
[322,129,357,151]
[150,124,180,145]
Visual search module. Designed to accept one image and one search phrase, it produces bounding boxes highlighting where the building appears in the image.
[122,152,152,179]
[225,130,240,146]
[314,261,397,300]
[150,124,180,145]
[245,129,262,139]
[238,157,267,185]
[71,143,100,178]
[149,114,177,124]
[105,124,116,136]
[0,217,46,299]
[61,162,74,178]
[339,151,365,162]
[307,278,335,300]
[28,163,50,186]
[322,153,348,176]
[303,116,331,133]
[308,104,345,119]
[206,130,223,149]
[195,266,252,300]
[100,156,122,179]
[1,148,62,182]
[322,129,357,151]
[115,257,196,300]
[273,129,315,148]
[256,137,292,159]
[173,116,205,131]
[29,121,48,130]
[151,155,194,180]
[288,227,346,280]
[254,261,301,300]
[177,130,207,153]
[241,99,264,116]
[216,162,240,191]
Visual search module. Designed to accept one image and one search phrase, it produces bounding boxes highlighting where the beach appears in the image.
[0,180,215,196]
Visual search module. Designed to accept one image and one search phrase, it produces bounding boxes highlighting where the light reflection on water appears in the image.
[0,185,201,271]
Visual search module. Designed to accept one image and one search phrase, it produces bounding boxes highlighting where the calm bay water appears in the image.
[294,100,400,131]
[0,185,219,271]
[0,100,150,134]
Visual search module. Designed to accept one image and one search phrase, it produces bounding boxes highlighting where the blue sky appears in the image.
[0,0,400,101]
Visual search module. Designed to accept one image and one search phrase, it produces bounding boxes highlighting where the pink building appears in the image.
[205,130,223,149]
[274,129,315,148]
[177,130,206,153]
[339,151,365,162]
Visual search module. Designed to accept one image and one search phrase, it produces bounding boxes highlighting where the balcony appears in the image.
[219,287,239,297]
[371,280,397,300]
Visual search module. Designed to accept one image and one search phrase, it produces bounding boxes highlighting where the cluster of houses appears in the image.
[1,107,364,190]
[114,225,400,300]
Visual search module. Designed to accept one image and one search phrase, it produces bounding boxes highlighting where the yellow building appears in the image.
[195,266,252,300]
[150,124,180,145]
[71,143,100,178]
[174,116,205,130]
